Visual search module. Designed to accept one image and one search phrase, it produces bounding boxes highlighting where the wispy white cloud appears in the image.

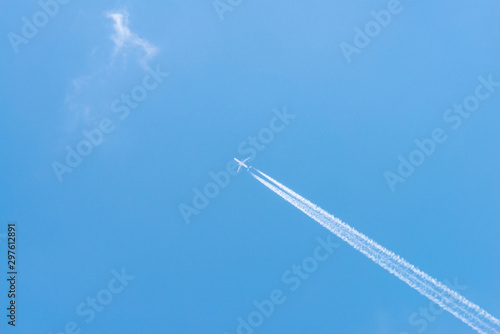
[107,10,158,64]
[60,9,158,136]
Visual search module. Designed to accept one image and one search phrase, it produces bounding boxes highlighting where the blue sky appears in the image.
[1,1,499,333]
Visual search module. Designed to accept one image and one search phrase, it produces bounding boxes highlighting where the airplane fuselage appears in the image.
[234,158,250,172]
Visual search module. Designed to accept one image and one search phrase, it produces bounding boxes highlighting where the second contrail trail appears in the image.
[250,168,500,334]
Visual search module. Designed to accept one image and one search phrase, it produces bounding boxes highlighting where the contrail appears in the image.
[250,169,500,334]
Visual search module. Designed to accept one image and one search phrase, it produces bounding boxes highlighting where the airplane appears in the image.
[234,157,251,172]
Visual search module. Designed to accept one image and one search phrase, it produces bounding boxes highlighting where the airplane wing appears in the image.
[235,157,250,172]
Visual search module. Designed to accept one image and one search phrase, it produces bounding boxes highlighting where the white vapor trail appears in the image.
[250,169,500,334]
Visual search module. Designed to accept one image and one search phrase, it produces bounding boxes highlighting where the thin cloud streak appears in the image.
[250,168,500,334]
